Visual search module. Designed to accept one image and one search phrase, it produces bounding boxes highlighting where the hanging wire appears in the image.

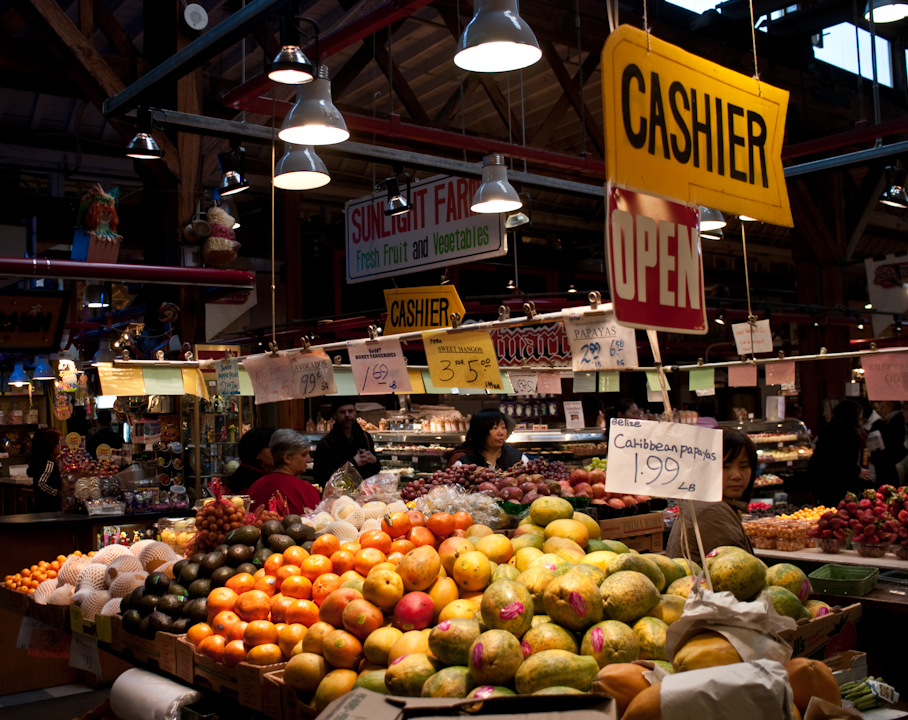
[643,0,651,51]
[388,24,394,118]
[867,1,882,128]
[372,32,378,191]
[748,0,762,96]
[457,0,467,162]
[241,0,247,123]
[519,68,527,173]
[507,71,513,169]
[576,0,587,156]
[853,0,866,122]
[270,86,277,350]
[742,223,758,360]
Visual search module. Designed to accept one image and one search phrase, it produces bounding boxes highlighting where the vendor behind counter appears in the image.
[313,399,380,485]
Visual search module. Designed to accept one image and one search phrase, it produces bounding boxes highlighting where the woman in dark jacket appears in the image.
[227,427,275,494]
[446,409,527,470]
[28,428,62,512]
[809,399,870,507]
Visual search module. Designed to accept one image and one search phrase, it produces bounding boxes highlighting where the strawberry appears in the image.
[899,510,908,523]
[864,524,877,535]
[854,533,866,542]
[859,498,873,509]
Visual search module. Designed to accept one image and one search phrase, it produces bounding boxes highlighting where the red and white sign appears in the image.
[489,325,572,367]
[605,184,707,334]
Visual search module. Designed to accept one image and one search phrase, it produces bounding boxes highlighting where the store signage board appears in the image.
[347,337,412,394]
[216,358,241,396]
[563,306,640,370]
[97,364,146,396]
[290,350,337,399]
[605,185,707,334]
[865,253,908,337]
[422,329,503,390]
[490,325,572,367]
[0,290,68,351]
[732,320,773,355]
[606,418,723,501]
[345,174,507,283]
[383,285,467,335]
[863,352,908,401]
[564,401,586,428]
[601,25,793,227]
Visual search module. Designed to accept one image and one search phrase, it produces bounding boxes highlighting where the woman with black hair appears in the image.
[446,409,527,470]
[227,427,275,493]
[808,398,870,507]
[28,428,62,512]
[665,427,757,565]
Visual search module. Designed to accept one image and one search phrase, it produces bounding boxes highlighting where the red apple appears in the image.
[574,482,592,496]
[621,495,638,506]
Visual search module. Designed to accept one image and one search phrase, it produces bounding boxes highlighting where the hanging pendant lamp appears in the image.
[279,66,349,146]
[471,154,522,213]
[32,355,55,381]
[126,108,163,159]
[8,363,29,387]
[274,145,331,190]
[454,0,542,73]
[699,206,727,231]
[94,340,116,364]
[865,0,908,22]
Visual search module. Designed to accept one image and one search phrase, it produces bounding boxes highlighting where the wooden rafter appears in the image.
[94,0,140,60]
[433,73,480,126]
[531,48,600,147]
[332,41,376,101]
[0,8,26,35]
[845,163,886,261]
[372,35,430,125]
[79,0,92,41]
[789,180,839,266]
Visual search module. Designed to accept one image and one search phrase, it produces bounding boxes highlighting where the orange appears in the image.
[235,590,272,622]
[311,534,341,558]
[300,555,333,581]
[281,575,313,600]
[353,548,387,576]
[246,643,283,666]
[223,639,247,668]
[390,539,416,555]
[271,595,294,623]
[408,527,436,547]
[453,512,473,530]
[312,573,342,606]
[197,635,226,662]
[286,599,320,627]
[187,623,214,647]
[338,570,365,585]
[278,623,308,660]
[211,610,241,636]
[206,587,239,615]
[407,510,426,528]
[360,530,392,554]
[386,552,404,567]
[427,513,455,538]
[282,546,310,567]
[254,575,280,597]
[340,542,361,554]
[244,619,279,647]
[330,550,355,575]
[225,620,248,643]
[225,572,256,594]
[264,553,284,576]
[275,564,301,583]
[275,623,288,634]
[253,567,267,579]
[381,512,411,539]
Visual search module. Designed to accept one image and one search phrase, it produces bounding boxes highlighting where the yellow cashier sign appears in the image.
[384,285,466,335]
[602,26,792,227]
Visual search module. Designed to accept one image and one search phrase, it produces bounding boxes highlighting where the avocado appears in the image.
[282,514,302,528]
[179,562,201,586]
[267,533,295,552]
[157,594,185,618]
[302,540,314,552]
[138,593,161,617]
[261,520,283,539]
[167,583,189,600]
[226,525,261,546]
[172,559,190,578]
[123,586,146,612]
[255,539,266,551]
[200,552,226,574]
[171,617,192,634]
[226,544,254,567]
[211,566,236,588]
[137,616,152,639]
[188,578,212,599]
[145,571,172,596]
[215,544,230,555]
[122,609,143,635]
[285,523,314,543]
[236,563,257,575]
[190,553,206,564]
[252,548,274,567]
[149,610,175,633]
[184,598,209,624]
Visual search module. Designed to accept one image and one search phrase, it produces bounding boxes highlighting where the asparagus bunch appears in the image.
[838,677,897,711]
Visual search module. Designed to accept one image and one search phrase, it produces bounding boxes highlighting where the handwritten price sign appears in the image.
[290,350,337,399]
[422,329,503,390]
[508,371,538,395]
[216,358,241,396]
[863,352,908,401]
[243,353,294,405]
[732,319,773,355]
[348,337,412,394]
[605,418,723,502]
[563,308,638,372]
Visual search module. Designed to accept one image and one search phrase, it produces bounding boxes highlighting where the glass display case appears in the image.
[718,418,812,491]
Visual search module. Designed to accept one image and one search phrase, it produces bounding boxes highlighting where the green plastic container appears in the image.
[808,564,879,597]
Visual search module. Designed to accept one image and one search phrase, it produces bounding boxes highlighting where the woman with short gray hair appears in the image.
[248,429,321,514]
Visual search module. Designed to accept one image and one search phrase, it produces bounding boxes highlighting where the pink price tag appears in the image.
[863,353,908,401]
[765,361,795,386]
[728,364,758,387]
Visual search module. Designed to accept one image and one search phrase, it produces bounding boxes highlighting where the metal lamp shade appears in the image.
[278,68,350,146]
[699,206,727,231]
[268,45,316,85]
[471,154,522,213]
[274,145,331,190]
[454,0,541,73]
[94,340,117,364]
[32,355,55,381]
[220,170,249,196]
[8,363,29,387]
[865,0,908,21]
[126,132,162,159]
[83,281,109,308]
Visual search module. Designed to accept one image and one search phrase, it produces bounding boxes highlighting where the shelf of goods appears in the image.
[719,418,813,495]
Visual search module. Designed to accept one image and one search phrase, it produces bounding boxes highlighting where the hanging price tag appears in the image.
[765,361,795,386]
[290,349,337,399]
[728,364,758,387]
[606,419,723,501]
[536,371,562,394]
[599,371,620,393]
[347,338,412,394]
[244,353,294,405]
[689,368,715,394]
[422,329,503,390]
[863,352,908,401]
[216,358,241,396]
[732,319,773,355]
[69,632,102,676]
[509,372,538,395]
[563,308,639,371]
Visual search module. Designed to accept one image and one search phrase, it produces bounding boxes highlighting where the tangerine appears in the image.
[390,539,416,555]
[281,575,313,600]
[282,546,310,567]
[386,552,404,567]
[407,510,426,527]
[271,595,294,623]
[225,573,256,594]
[206,587,239,615]
[254,575,279,597]
[300,555,333,581]
[286,599,320,627]
[278,623,308,660]
[340,542,361,554]
[225,620,249,643]
[275,564,302,583]
[381,512,411,539]
[360,530,392,554]
[223,639,247,668]
[330,550,355,575]
[197,635,226,662]
[246,643,283,666]
[253,568,267,579]
[311,534,341,557]
[235,590,272,622]
[312,573,342,606]
[211,610,241,636]
[187,622,214,647]
[244,619,279,647]
[264,553,284,576]
[453,512,473,530]
[408,526,436,547]
[427,513,455,538]
[353,548,387,576]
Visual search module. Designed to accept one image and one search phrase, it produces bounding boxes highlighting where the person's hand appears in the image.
[859,468,871,482]
[354,449,376,466]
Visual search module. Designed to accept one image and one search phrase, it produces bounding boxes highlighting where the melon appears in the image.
[606,554,666,592]
[644,594,686,626]
[706,551,766,601]
[645,555,686,587]
[580,620,639,668]
[480,579,535,638]
[765,563,811,602]
[763,586,810,620]
[591,663,651,717]
[468,629,524,686]
[631,617,668,661]
[542,572,603,631]
[599,571,660,623]
[671,630,741,673]
[521,622,579,657]
[786,658,842,714]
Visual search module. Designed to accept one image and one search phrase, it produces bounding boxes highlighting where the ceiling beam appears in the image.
[788,179,839,266]
[372,31,431,125]
[332,41,377,100]
[531,48,601,148]
[433,73,480,126]
[845,164,886,261]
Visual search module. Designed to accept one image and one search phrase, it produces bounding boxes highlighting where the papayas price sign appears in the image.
[601,25,792,227]
[606,185,708,334]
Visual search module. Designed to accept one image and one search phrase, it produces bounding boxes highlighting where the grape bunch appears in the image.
[746,502,813,518]
[185,497,247,554]
[401,464,482,501]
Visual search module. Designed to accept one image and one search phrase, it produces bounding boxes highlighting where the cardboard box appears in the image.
[176,636,285,711]
[599,511,664,553]
[622,531,663,553]
[266,670,317,720]
[825,650,868,686]
[0,586,29,615]
[69,605,113,643]
[72,230,121,263]
[776,602,862,659]
[109,615,178,675]
[25,597,70,631]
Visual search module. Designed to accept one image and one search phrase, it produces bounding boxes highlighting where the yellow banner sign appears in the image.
[422,329,503,390]
[602,25,792,227]
[384,286,466,335]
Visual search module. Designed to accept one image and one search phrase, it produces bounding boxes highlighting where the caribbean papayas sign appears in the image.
[601,25,793,227]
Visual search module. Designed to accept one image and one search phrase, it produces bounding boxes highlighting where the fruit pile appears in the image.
[184,494,248,556]
[833,489,894,555]
[401,460,572,503]
[4,555,68,593]
[583,457,607,473]
[885,486,908,558]
[745,502,819,519]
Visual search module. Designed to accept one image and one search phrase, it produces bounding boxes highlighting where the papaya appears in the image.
[533,686,586,695]
[665,576,709,599]
[672,630,742,673]
[468,629,524,686]
[529,497,574,526]
[673,558,701,576]
[421,666,477,698]
[606,554,666,592]
[707,551,766,601]
[804,599,832,618]
[591,663,651,717]
[622,682,662,720]
[521,622,579,657]
[492,564,520,582]
[543,536,586,556]
[568,563,607,587]
[632,617,668,661]
[385,653,442,696]
[580,620,639,668]
[599,540,630,554]
[313,669,359,713]
[599,571,660,623]
[480,579,535,638]
[353,669,388,694]
[514,649,599,694]
[530,553,573,576]
[531,614,552,627]
[467,685,516,698]
[582,550,618,572]
[542,572,603,631]
[514,547,544,571]
[544,520,590,549]
[645,594,686,626]
[586,539,609,553]
[512,534,545,553]
[428,618,482,666]
[645,555,687,588]
[765,563,811,602]
[764,586,811,621]
[516,565,556,614]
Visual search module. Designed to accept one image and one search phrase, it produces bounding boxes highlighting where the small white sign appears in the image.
[536,371,562,394]
[508,371,538,395]
[606,418,723,502]
[563,307,639,371]
[216,358,241,396]
[563,400,586,428]
[69,632,102,676]
[732,319,773,355]
[347,337,412,395]
[243,352,294,405]
[290,350,337,399]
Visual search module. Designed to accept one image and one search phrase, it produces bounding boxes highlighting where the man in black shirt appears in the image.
[313,399,381,485]
[86,409,124,458]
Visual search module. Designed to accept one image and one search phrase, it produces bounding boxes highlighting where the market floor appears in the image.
[0,684,106,719]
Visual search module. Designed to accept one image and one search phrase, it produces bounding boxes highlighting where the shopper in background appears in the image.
[695,398,719,429]
[248,429,320,514]
[227,427,275,494]
[447,409,528,470]
[28,428,62,513]
[808,399,870,506]
[313,399,380,485]
[86,409,124,458]
[876,400,908,486]
[856,397,885,485]
[665,428,757,565]
[616,399,643,420]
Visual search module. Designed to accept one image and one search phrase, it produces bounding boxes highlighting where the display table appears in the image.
[756,547,908,571]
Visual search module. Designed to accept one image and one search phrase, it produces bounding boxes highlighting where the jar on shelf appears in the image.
[26,406,39,424]
[8,402,22,425]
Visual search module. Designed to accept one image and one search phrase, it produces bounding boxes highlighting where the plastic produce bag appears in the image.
[317,461,363,512]
[414,485,506,528]
[110,668,202,720]
[355,472,400,505]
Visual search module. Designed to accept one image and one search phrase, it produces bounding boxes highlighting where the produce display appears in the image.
[748,433,799,444]
[838,676,899,711]
[754,473,783,487]
[5,554,69,593]
[745,503,823,519]
[809,485,908,557]
[756,447,813,463]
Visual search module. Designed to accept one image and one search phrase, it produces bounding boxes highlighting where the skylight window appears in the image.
[813,22,892,87]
